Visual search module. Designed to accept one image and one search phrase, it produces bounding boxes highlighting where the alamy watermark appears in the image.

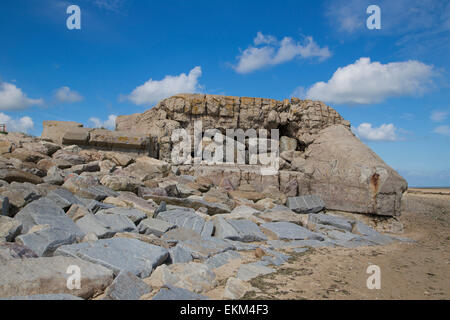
[367,5,381,30]
[171,120,280,176]
[66,265,81,290]
[366,264,381,289]
[66,5,81,30]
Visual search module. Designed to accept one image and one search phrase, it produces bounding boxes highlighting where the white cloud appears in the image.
[305,57,434,105]
[0,81,43,111]
[234,33,331,74]
[54,86,83,103]
[127,66,203,106]
[0,112,34,133]
[89,114,117,130]
[353,123,398,141]
[93,0,125,12]
[430,110,449,122]
[433,125,450,136]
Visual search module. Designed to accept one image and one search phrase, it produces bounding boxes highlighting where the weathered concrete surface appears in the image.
[299,125,407,216]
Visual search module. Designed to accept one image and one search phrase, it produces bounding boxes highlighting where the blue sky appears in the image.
[0,0,449,187]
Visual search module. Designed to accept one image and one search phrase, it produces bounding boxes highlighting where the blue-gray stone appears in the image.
[14,197,85,239]
[95,212,137,234]
[177,237,234,260]
[87,200,115,214]
[138,218,176,237]
[97,207,147,224]
[268,239,335,249]
[157,209,207,235]
[47,188,84,210]
[15,227,77,257]
[76,214,115,239]
[214,218,267,242]
[104,271,152,300]
[169,245,193,264]
[205,250,241,269]
[287,195,325,213]
[309,213,353,232]
[261,222,324,240]
[54,238,169,278]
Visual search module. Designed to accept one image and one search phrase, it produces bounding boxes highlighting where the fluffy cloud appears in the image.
[353,123,398,141]
[93,0,126,12]
[55,87,83,103]
[127,67,203,106]
[89,114,117,130]
[0,112,34,133]
[0,81,43,111]
[433,125,450,136]
[54,86,83,103]
[234,33,331,74]
[430,110,449,122]
[305,58,434,105]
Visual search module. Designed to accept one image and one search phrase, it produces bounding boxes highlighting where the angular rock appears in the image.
[95,212,137,234]
[0,195,9,216]
[15,226,77,257]
[308,213,354,232]
[0,168,43,184]
[169,245,193,264]
[0,242,38,263]
[148,262,216,293]
[76,214,115,239]
[54,238,169,278]
[223,277,253,300]
[157,209,207,235]
[97,207,147,224]
[176,236,235,260]
[14,197,85,239]
[0,216,22,241]
[213,217,267,242]
[261,222,324,240]
[142,194,230,215]
[138,218,176,237]
[104,271,152,300]
[205,250,241,269]
[286,195,325,214]
[0,256,113,299]
[47,188,84,210]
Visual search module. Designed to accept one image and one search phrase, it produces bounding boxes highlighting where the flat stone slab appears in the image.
[157,209,207,235]
[76,214,115,239]
[261,222,324,240]
[138,218,176,237]
[54,238,169,278]
[152,285,208,300]
[15,226,77,257]
[104,271,152,300]
[205,250,241,269]
[95,212,137,234]
[0,256,113,299]
[214,217,267,242]
[97,207,147,224]
[169,245,193,264]
[46,188,84,210]
[308,213,353,232]
[14,197,85,240]
[237,261,275,281]
[287,195,325,213]
[177,236,235,260]
[142,194,230,215]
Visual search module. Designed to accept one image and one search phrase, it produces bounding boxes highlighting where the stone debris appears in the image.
[0,94,413,300]
[287,195,325,214]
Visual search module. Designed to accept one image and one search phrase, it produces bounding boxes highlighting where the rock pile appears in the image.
[0,129,411,300]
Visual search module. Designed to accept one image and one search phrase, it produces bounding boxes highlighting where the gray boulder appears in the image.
[261,221,324,240]
[138,218,176,237]
[15,226,77,257]
[213,217,267,242]
[104,271,152,300]
[54,238,168,278]
[287,195,325,214]
[14,197,85,240]
[0,216,22,242]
